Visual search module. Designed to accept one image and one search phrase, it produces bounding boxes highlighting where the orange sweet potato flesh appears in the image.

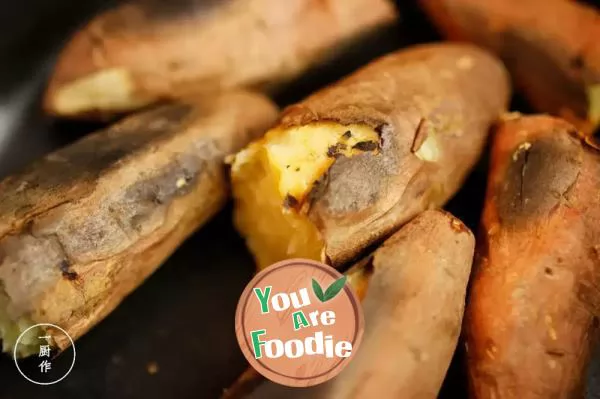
[231,43,509,270]
[419,0,600,135]
[465,115,600,398]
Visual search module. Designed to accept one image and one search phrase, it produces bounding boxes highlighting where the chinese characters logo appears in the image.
[14,323,76,385]
[38,335,52,373]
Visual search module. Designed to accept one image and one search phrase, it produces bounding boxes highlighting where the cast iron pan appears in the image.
[0,1,599,398]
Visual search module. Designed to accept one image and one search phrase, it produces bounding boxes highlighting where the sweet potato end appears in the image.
[231,122,379,269]
[48,68,153,116]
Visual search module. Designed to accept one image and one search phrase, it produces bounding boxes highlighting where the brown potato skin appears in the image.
[227,210,475,399]
[465,115,600,398]
[419,0,600,134]
[0,91,277,352]
[321,210,474,398]
[280,43,509,267]
[44,0,397,118]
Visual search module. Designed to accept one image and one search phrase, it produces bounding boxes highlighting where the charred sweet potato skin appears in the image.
[43,0,397,118]
[465,115,600,398]
[280,43,509,267]
[419,0,600,133]
[0,91,277,353]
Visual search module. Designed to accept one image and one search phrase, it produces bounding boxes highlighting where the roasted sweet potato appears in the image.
[465,115,600,398]
[230,42,509,270]
[43,0,397,119]
[0,91,278,357]
[224,210,475,399]
[419,0,600,134]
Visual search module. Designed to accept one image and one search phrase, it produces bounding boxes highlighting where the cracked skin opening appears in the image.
[231,122,379,269]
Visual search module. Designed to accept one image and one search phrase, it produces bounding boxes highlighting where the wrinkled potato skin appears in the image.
[419,0,600,133]
[0,91,277,352]
[44,0,397,118]
[227,210,475,399]
[466,115,600,398]
[320,210,474,399]
[280,43,509,267]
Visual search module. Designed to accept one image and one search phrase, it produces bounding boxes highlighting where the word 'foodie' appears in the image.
[235,259,364,387]
[250,286,353,359]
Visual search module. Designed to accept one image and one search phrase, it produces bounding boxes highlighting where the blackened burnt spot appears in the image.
[59,260,78,281]
[283,194,299,209]
[570,55,585,70]
[327,146,337,158]
[352,141,378,152]
[63,271,79,281]
[342,131,352,139]
[327,143,347,158]
[496,136,582,226]
[306,171,330,207]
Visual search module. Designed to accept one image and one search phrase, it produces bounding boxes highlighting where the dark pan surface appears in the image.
[0,1,598,398]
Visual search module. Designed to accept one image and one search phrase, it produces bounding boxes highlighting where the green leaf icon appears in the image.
[312,278,325,302]
[312,276,347,302]
[323,276,347,301]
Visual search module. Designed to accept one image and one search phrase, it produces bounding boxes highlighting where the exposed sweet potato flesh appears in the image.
[588,84,600,126]
[0,288,42,357]
[53,68,152,116]
[231,122,379,269]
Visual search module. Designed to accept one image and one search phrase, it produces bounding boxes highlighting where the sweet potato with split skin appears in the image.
[230,42,509,270]
[465,115,600,398]
[43,0,397,119]
[224,210,475,399]
[0,91,277,357]
[418,0,600,134]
